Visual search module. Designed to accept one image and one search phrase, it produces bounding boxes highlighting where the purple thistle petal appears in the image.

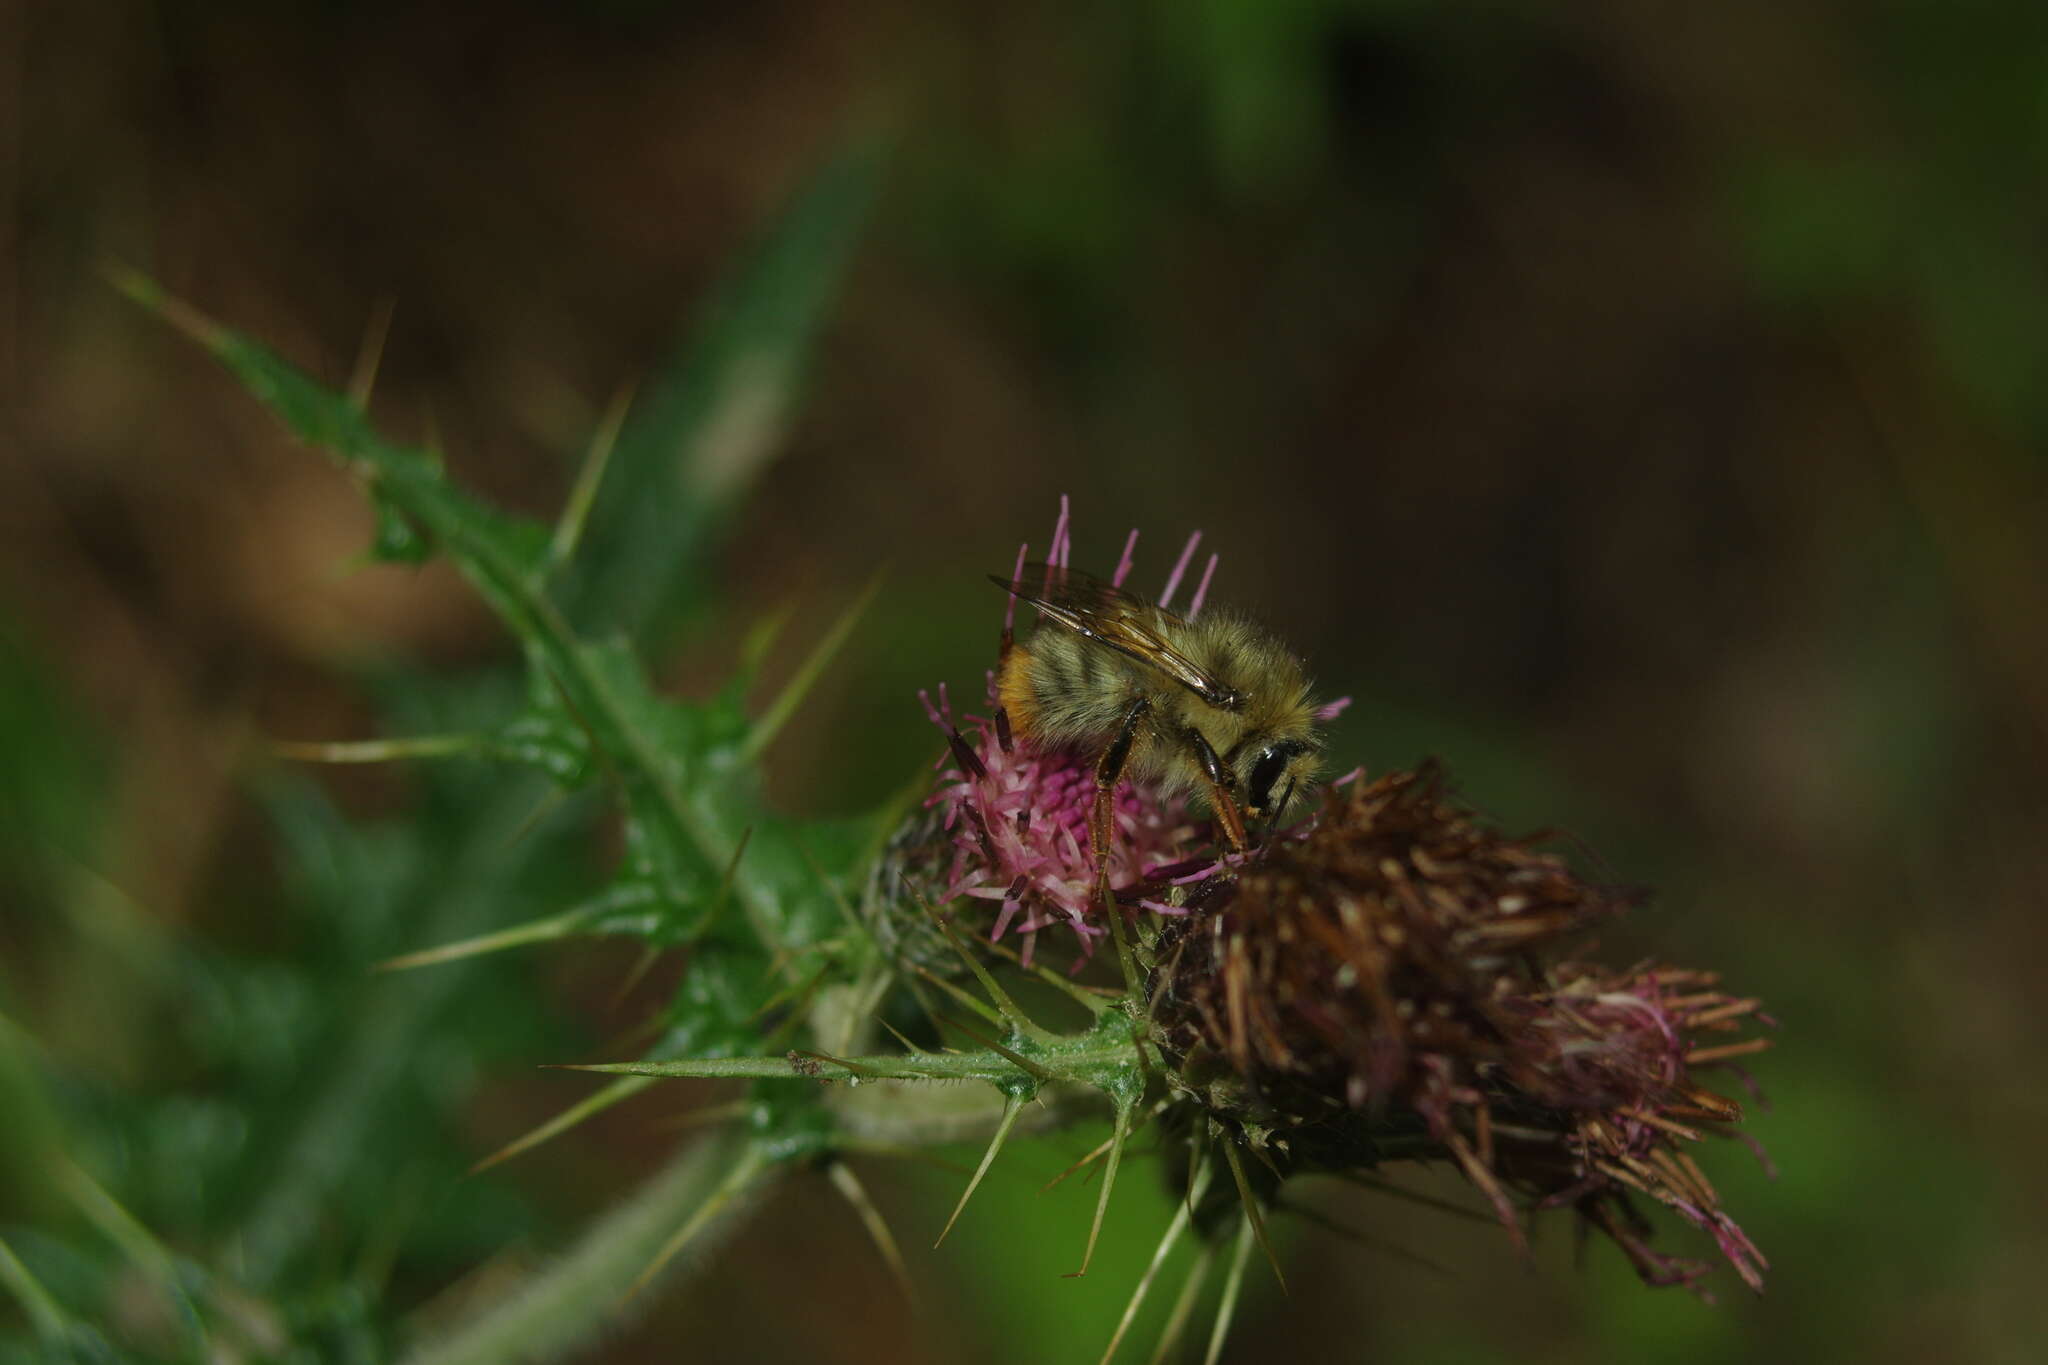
[1050,494,1073,570]
[1187,552,1220,618]
[1159,530,1202,609]
[1111,528,1140,587]
[992,895,1023,940]
[914,659,1198,964]
[1730,1130,1779,1179]
[1004,542,1028,635]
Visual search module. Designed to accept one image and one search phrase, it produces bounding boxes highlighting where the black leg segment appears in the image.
[1090,693,1151,870]
[1182,726,1248,853]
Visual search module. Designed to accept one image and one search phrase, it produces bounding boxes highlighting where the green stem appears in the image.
[399,1129,776,1365]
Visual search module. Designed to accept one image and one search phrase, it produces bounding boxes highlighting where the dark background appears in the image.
[4,2,2044,1361]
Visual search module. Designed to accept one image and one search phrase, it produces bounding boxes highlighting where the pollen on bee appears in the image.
[995,644,1039,737]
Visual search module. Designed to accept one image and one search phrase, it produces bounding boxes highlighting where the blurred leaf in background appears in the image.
[2,134,886,1362]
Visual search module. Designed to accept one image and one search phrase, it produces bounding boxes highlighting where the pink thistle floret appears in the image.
[1506,965,1775,1294]
[919,673,1196,967]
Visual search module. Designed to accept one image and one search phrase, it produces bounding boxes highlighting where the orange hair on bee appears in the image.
[996,642,1040,738]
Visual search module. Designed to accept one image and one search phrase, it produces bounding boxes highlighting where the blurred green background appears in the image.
[3,1,2044,1361]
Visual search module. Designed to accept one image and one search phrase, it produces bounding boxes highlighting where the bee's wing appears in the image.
[989,564,1245,710]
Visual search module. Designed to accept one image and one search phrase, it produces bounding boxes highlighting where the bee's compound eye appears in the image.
[1246,744,1298,813]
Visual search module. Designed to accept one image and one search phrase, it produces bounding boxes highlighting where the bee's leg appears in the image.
[1181,728,1249,854]
[1091,695,1152,873]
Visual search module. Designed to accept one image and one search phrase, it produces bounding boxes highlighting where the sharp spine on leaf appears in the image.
[875,1016,928,1056]
[624,1143,769,1303]
[979,937,1118,1012]
[910,963,1007,1030]
[932,1013,1054,1085]
[345,297,396,411]
[1219,1139,1286,1293]
[376,903,601,972]
[740,573,884,764]
[935,1092,1028,1249]
[827,1161,916,1309]
[924,901,1047,1040]
[1098,1157,1211,1365]
[1151,1239,1216,1365]
[1203,1217,1257,1365]
[547,380,635,578]
[470,1075,654,1175]
[1043,1134,1116,1194]
[270,733,487,764]
[1069,1090,1139,1279]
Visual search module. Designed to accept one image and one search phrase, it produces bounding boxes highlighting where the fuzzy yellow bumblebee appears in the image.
[992,564,1324,860]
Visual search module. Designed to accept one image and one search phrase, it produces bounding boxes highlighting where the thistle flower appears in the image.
[581,502,1779,1363]
[1147,763,1773,1295]
[892,500,1213,966]
[856,500,1770,1346]
[909,679,1198,965]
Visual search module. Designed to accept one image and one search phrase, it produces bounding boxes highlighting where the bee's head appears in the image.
[1237,737,1320,826]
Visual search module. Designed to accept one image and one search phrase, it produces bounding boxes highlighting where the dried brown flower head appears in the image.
[1148,763,1771,1294]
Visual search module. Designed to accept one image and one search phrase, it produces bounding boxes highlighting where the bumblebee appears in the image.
[991,563,1324,864]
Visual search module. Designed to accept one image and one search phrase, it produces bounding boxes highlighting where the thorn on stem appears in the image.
[936,1094,1027,1248]
[1067,1096,1137,1278]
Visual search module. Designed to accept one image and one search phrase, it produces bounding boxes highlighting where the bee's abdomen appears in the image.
[1012,629,1134,747]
